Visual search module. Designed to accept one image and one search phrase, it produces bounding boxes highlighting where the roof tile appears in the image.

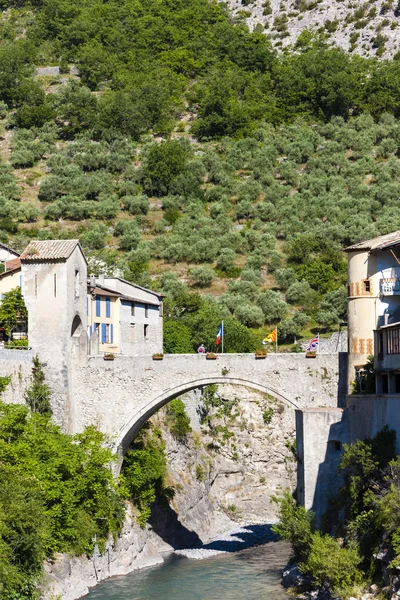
[20,240,82,262]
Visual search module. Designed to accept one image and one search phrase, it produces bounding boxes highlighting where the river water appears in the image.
[85,539,290,600]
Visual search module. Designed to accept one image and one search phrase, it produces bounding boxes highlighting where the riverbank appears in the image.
[39,521,281,600]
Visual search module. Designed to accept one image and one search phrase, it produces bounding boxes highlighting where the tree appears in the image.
[0,286,27,337]
[163,321,194,354]
[256,290,288,322]
[142,140,191,196]
[189,266,216,288]
[25,356,52,416]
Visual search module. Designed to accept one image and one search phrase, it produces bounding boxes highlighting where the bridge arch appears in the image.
[114,375,300,458]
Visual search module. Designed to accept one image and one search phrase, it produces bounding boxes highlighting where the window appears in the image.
[131,302,135,316]
[396,374,400,394]
[145,305,149,318]
[363,279,371,294]
[75,270,80,297]
[382,374,389,394]
[96,295,101,317]
[378,331,383,360]
[388,328,400,354]
[106,297,111,318]
[144,324,148,338]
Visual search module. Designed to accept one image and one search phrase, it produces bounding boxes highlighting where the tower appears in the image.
[20,240,88,431]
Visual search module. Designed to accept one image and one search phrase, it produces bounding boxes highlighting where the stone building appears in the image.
[87,275,163,356]
[345,231,400,390]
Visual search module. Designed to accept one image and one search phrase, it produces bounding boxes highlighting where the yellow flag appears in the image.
[263,329,277,344]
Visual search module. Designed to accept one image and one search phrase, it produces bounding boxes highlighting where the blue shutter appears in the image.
[89,325,92,337]
[96,296,101,317]
[110,324,113,344]
[106,297,111,318]
[101,323,107,343]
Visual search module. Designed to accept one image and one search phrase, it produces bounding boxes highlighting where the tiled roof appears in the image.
[345,231,400,252]
[20,240,83,262]
[0,258,21,278]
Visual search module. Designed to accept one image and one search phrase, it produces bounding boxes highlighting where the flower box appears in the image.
[206,353,218,360]
[306,352,317,358]
[103,353,115,361]
[255,350,267,359]
[152,354,164,360]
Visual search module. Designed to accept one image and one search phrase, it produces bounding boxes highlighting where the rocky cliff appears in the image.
[226,0,400,59]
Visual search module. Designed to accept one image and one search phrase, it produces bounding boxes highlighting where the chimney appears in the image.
[384,312,390,325]
[89,274,96,289]
[98,272,105,286]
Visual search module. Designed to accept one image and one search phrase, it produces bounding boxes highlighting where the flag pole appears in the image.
[317,332,319,354]
[222,320,224,354]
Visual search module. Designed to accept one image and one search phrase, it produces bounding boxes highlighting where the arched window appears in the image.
[71,315,82,337]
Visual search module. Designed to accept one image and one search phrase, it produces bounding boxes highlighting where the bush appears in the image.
[272,489,315,562]
[301,533,362,593]
[189,266,216,287]
[119,425,166,526]
[166,399,192,441]
[257,290,288,322]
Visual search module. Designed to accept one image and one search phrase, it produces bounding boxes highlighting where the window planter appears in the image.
[206,353,218,360]
[306,352,317,358]
[103,353,115,361]
[255,350,267,359]
[152,354,164,360]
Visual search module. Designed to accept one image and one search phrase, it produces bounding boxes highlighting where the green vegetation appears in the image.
[0,287,27,338]
[3,1,400,348]
[273,428,399,596]
[166,398,192,441]
[0,397,124,597]
[25,355,52,415]
[119,424,167,526]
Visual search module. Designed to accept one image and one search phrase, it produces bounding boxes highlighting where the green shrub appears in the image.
[119,425,166,526]
[301,533,362,593]
[272,489,315,562]
[166,399,192,441]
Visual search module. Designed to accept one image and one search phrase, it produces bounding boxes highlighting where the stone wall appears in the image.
[0,349,34,405]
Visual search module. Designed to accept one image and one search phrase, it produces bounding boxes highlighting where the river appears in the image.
[85,539,290,600]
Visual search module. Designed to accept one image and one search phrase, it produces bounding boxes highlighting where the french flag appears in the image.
[215,324,223,345]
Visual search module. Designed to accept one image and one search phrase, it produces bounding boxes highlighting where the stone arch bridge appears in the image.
[69,352,346,457]
[0,349,347,515]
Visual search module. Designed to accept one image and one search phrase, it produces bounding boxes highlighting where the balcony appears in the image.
[380,278,400,295]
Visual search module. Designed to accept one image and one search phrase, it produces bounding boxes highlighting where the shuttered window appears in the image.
[106,297,111,318]
[96,296,101,317]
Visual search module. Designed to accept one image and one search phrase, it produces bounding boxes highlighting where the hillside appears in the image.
[227,0,400,59]
[1,0,400,349]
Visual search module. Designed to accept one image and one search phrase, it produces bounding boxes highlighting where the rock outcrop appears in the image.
[226,0,400,60]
